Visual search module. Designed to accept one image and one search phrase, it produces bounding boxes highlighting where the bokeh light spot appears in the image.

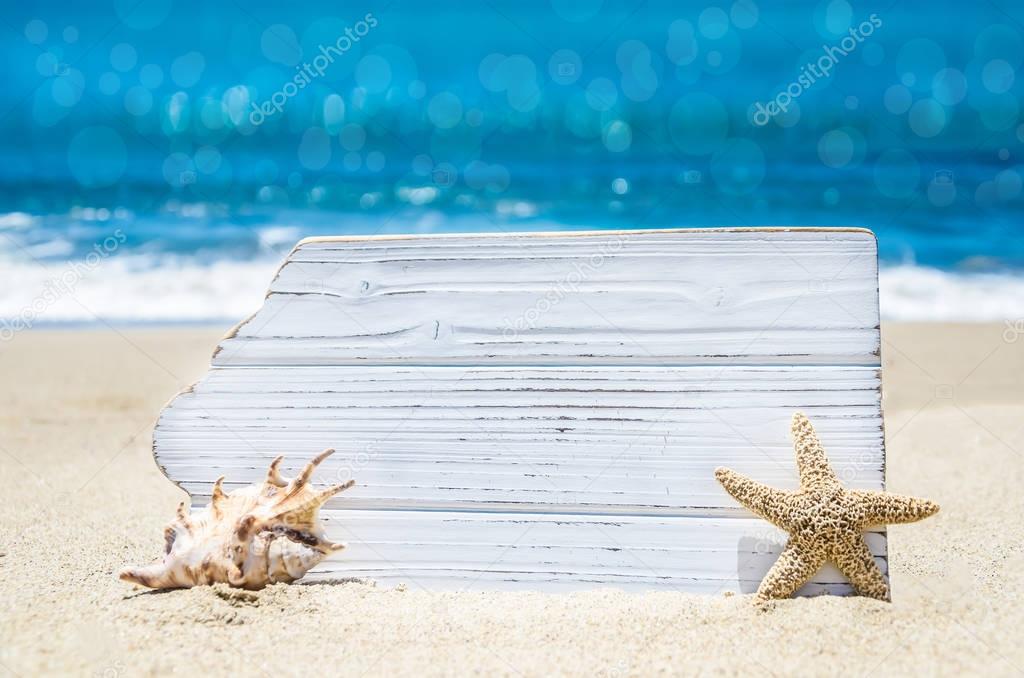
[982,59,1015,93]
[698,8,729,39]
[710,138,765,194]
[366,151,385,172]
[585,78,617,111]
[194,146,222,174]
[162,152,195,187]
[25,19,47,44]
[995,169,1022,200]
[170,51,205,87]
[818,129,854,168]
[773,101,801,127]
[51,70,85,108]
[323,94,345,134]
[730,1,759,29]
[908,98,946,138]
[261,24,302,66]
[617,40,660,101]
[356,54,392,93]
[124,85,153,116]
[110,43,137,72]
[602,120,632,152]
[931,68,966,105]
[36,53,60,77]
[883,84,912,114]
[340,123,366,151]
[412,154,433,176]
[549,49,583,85]
[427,91,463,128]
[823,0,852,35]
[298,127,332,170]
[667,20,698,66]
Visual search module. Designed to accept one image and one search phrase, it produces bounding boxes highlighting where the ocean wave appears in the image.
[0,212,37,229]
[879,265,1024,321]
[0,253,1019,326]
[0,255,278,326]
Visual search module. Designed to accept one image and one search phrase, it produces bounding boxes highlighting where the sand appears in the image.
[0,324,1021,677]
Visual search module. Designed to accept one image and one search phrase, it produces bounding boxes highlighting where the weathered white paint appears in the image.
[154,227,884,593]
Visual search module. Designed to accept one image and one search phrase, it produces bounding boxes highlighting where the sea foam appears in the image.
[0,251,1020,325]
[879,265,1024,322]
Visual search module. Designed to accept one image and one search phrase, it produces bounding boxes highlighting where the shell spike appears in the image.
[226,562,245,587]
[119,563,177,589]
[175,501,192,529]
[234,513,257,541]
[266,455,287,487]
[290,448,335,491]
[315,479,355,506]
[211,476,227,518]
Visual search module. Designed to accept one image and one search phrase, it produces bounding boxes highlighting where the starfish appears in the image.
[715,412,939,601]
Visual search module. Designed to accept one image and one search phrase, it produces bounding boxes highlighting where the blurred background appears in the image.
[1,0,1022,325]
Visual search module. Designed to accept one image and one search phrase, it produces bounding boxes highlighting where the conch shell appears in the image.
[120,449,354,590]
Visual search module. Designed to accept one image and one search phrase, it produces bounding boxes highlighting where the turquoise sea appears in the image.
[1,0,1022,322]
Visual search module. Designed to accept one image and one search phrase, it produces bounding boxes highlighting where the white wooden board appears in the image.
[154,227,884,593]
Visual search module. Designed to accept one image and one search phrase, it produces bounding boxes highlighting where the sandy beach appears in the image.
[0,323,1021,677]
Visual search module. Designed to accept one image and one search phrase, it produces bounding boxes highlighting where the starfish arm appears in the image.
[714,467,798,529]
[790,412,840,492]
[756,539,825,600]
[847,490,940,527]
[831,533,890,600]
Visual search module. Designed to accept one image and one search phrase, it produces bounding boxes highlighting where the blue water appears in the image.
[1,0,1023,320]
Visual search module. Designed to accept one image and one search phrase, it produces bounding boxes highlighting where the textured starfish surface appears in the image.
[715,412,940,601]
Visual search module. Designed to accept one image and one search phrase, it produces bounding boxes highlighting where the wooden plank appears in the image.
[192,508,886,593]
[214,228,879,366]
[157,366,882,514]
[154,228,884,593]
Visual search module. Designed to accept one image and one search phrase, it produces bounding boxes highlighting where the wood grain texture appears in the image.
[154,228,884,592]
[215,229,879,366]
[306,509,885,594]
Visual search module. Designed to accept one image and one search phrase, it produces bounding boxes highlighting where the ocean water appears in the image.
[1,0,1022,324]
